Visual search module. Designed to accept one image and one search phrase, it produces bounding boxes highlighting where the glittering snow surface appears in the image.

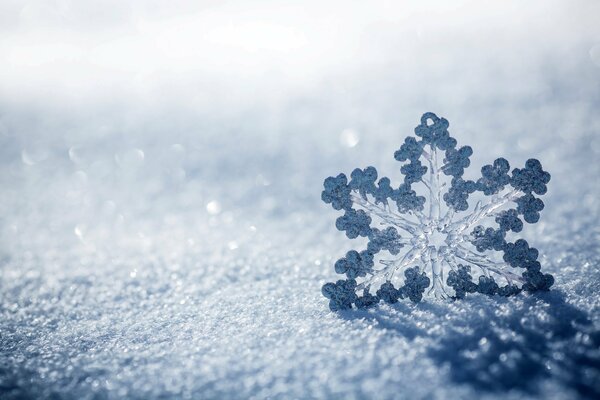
[2,3,600,399]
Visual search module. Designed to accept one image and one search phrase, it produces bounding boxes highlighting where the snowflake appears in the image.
[321,112,554,311]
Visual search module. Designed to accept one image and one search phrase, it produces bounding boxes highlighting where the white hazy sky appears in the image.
[1,0,599,112]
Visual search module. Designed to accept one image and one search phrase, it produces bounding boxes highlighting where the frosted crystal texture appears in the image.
[322,113,554,310]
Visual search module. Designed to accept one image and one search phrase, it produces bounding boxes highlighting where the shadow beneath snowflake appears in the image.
[339,301,432,340]
[341,291,600,397]
[431,291,599,397]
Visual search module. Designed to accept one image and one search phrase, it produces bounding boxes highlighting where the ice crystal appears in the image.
[321,112,554,311]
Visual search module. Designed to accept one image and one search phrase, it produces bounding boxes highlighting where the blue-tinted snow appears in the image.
[1,1,599,399]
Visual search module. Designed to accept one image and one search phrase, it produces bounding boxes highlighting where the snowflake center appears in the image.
[424,225,449,250]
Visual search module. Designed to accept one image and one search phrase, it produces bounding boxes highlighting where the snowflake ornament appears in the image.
[321,113,554,311]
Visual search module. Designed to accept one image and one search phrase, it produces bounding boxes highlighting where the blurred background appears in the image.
[1,0,599,254]
[1,1,599,399]
[0,0,600,253]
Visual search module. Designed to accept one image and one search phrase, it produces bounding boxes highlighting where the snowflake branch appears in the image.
[434,148,442,220]
[425,146,442,221]
[420,178,432,191]
[414,210,429,226]
[440,208,456,229]
[351,194,421,236]
[450,189,523,234]
[454,246,524,283]
[443,257,459,272]
[424,248,450,299]
[356,245,425,291]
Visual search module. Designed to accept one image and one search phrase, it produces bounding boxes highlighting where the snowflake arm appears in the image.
[321,113,554,310]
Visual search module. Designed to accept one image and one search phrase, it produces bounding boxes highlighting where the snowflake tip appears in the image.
[522,270,554,292]
[510,158,551,195]
[516,193,545,224]
[414,113,457,151]
[321,279,358,311]
[322,173,352,210]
